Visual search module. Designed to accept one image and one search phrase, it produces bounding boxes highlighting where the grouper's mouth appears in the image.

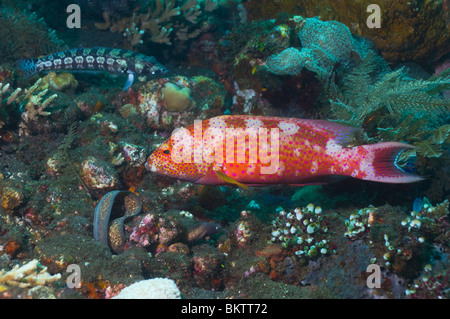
[144,156,158,173]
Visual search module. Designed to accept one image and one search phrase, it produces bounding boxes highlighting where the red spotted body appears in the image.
[146,115,423,186]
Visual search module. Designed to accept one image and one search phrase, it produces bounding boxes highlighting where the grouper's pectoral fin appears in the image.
[214,170,249,190]
[123,72,135,91]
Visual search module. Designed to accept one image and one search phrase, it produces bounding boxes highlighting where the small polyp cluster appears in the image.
[400,198,449,246]
[269,203,332,262]
[344,206,374,239]
[401,200,437,233]
[381,234,404,268]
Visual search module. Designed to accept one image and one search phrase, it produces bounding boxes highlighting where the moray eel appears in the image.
[94,191,222,252]
[93,190,142,254]
[17,47,168,90]
[187,222,222,242]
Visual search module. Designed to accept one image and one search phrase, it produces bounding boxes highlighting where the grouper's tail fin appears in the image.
[359,142,424,183]
[17,58,39,78]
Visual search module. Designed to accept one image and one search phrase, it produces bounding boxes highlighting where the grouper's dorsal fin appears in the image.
[297,119,364,147]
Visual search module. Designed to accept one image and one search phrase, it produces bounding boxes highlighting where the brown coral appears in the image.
[95,0,219,48]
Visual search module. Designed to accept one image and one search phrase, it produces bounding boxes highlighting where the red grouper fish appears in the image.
[145,115,424,188]
[17,47,167,90]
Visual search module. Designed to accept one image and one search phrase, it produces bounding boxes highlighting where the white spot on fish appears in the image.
[209,117,227,129]
[278,122,299,136]
[325,140,342,156]
[358,145,375,178]
[245,118,264,129]
[86,56,95,63]
[313,144,322,152]
[75,56,84,64]
[350,169,360,177]
[43,61,53,67]
[107,58,115,66]
[64,57,73,64]
[311,161,318,172]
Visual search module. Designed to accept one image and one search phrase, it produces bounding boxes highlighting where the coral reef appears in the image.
[80,156,120,191]
[266,17,372,81]
[125,75,224,131]
[342,199,449,282]
[243,0,450,63]
[95,0,219,48]
[74,0,142,18]
[0,0,448,301]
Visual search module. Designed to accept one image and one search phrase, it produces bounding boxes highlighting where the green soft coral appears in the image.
[329,53,450,160]
[330,54,450,127]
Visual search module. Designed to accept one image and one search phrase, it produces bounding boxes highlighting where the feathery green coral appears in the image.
[330,53,450,127]
[328,53,449,160]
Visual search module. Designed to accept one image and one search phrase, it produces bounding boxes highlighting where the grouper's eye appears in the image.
[163,149,171,155]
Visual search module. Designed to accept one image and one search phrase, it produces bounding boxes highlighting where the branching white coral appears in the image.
[1,79,57,133]
[17,78,57,137]
[0,79,58,136]
[0,259,61,288]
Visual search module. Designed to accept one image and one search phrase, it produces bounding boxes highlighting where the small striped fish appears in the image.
[17,47,168,90]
